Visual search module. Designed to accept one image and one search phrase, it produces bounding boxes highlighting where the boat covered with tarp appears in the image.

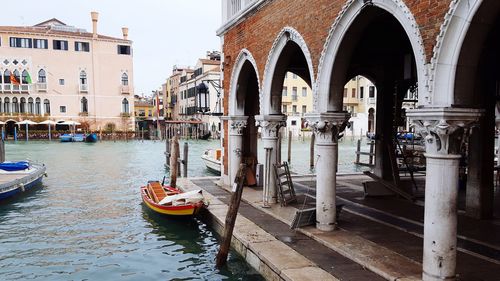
[0,161,29,172]
[0,161,46,200]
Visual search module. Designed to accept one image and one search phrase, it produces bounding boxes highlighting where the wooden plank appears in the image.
[363,171,413,201]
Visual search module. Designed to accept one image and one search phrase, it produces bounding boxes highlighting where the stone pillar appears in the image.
[255,114,286,203]
[408,107,482,281]
[306,112,350,231]
[222,116,248,184]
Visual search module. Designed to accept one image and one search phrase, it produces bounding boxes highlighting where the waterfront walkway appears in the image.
[179,174,500,281]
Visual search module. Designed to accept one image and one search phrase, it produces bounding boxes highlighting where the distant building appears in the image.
[0,12,134,133]
[281,72,313,138]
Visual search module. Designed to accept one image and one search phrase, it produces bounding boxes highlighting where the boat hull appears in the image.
[201,149,221,174]
[0,163,46,201]
[141,187,203,216]
[85,133,98,142]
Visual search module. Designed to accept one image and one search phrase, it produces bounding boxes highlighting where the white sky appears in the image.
[0,0,221,97]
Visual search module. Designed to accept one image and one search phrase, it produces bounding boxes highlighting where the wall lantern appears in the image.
[196,82,210,114]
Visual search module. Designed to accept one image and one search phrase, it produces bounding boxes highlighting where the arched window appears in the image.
[121,73,129,86]
[80,71,87,85]
[122,98,129,113]
[35,97,41,115]
[38,69,46,83]
[21,70,30,84]
[12,97,19,113]
[20,97,26,113]
[4,97,10,114]
[3,70,11,84]
[13,70,20,83]
[0,98,3,113]
[81,97,88,113]
[28,97,34,114]
[44,99,50,115]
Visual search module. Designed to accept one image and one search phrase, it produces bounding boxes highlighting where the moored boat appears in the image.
[60,134,73,142]
[201,149,221,174]
[85,133,98,142]
[0,161,46,200]
[141,181,205,216]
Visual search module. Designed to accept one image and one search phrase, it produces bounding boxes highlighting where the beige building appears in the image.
[281,72,314,137]
[0,12,134,132]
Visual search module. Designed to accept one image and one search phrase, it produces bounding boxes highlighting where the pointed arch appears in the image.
[229,49,261,116]
[38,69,46,83]
[316,0,427,112]
[121,72,129,86]
[262,27,315,115]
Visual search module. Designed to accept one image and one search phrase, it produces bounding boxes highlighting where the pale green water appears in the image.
[0,140,262,281]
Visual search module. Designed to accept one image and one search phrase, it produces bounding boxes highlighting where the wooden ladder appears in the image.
[273,162,297,206]
[147,181,167,203]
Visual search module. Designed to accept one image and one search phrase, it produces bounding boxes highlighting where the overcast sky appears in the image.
[0,0,221,96]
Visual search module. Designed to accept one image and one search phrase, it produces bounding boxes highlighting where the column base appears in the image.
[316,222,337,232]
[423,271,456,281]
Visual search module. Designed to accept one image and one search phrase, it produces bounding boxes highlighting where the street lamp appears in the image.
[196,82,210,114]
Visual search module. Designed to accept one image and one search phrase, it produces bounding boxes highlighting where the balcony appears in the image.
[120,112,131,118]
[36,83,47,92]
[368,97,376,104]
[3,84,12,92]
[79,84,89,93]
[79,112,89,117]
[13,84,20,92]
[21,84,30,93]
[121,85,130,94]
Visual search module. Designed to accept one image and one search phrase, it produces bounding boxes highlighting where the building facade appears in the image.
[0,12,134,132]
[218,1,499,280]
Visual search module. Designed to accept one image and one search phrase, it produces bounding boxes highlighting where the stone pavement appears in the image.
[178,174,500,281]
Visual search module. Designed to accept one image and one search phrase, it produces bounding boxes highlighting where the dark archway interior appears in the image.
[236,61,260,163]
[329,6,417,181]
[270,40,311,113]
[455,2,500,219]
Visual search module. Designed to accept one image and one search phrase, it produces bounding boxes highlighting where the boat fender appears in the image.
[19,183,25,192]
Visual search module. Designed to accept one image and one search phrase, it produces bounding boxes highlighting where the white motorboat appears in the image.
[201,149,221,174]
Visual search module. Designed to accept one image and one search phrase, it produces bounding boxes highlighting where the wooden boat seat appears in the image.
[147,181,166,203]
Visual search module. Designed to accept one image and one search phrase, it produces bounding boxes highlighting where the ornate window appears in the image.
[21,70,30,84]
[20,97,26,113]
[44,99,50,114]
[81,97,88,113]
[35,97,41,115]
[28,97,34,114]
[0,98,3,113]
[80,71,87,85]
[3,70,10,84]
[12,97,19,113]
[121,73,129,86]
[122,98,129,113]
[4,97,10,113]
[38,69,46,83]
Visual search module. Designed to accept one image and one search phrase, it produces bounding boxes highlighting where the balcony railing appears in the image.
[80,84,89,93]
[36,83,47,92]
[21,85,30,93]
[121,85,130,94]
[3,84,11,92]
[79,112,89,117]
[219,0,261,35]
[13,84,20,91]
[368,97,376,104]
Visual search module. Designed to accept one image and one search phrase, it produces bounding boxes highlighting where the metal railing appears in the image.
[21,85,30,92]
[80,84,88,93]
[36,83,47,92]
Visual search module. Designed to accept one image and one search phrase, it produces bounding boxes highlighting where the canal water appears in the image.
[0,138,366,280]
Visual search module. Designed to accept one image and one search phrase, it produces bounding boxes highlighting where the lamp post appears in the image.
[196,82,210,114]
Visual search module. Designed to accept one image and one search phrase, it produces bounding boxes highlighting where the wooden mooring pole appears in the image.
[287,130,292,164]
[0,138,5,163]
[169,135,179,188]
[182,142,188,178]
[310,133,315,169]
[216,163,247,268]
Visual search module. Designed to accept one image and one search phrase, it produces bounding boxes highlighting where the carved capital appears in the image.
[221,115,248,136]
[305,112,351,144]
[407,108,483,155]
[255,114,286,139]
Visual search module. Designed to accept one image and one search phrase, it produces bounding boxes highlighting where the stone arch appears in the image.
[229,49,261,116]
[261,26,315,115]
[431,0,500,106]
[316,0,427,112]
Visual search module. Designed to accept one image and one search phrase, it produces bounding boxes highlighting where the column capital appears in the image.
[221,115,248,136]
[305,111,351,144]
[255,114,286,139]
[407,107,483,155]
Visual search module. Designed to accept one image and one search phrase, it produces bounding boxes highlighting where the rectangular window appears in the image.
[359,86,364,99]
[75,41,90,52]
[60,106,66,113]
[53,40,68,50]
[302,87,307,97]
[292,73,297,79]
[10,37,32,48]
[302,105,307,113]
[343,88,347,98]
[292,87,297,101]
[117,45,131,55]
[352,88,356,98]
[59,79,65,85]
[369,86,375,98]
[282,86,287,96]
[282,105,287,113]
[292,105,297,113]
[33,39,48,49]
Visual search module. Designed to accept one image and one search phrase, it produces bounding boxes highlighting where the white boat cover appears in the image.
[158,189,204,206]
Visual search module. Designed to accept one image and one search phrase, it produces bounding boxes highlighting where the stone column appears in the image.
[222,116,248,184]
[306,112,350,231]
[407,107,482,281]
[255,114,286,203]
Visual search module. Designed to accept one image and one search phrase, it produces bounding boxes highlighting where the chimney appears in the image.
[122,27,129,40]
[91,11,99,38]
